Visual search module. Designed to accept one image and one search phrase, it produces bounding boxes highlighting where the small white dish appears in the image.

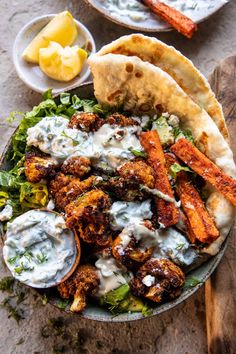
[13,14,96,94]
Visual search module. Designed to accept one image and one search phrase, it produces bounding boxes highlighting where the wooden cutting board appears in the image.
[206,56,236,354]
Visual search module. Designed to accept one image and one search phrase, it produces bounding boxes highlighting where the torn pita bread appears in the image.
[96,34,229,142]
[88,52,235,255]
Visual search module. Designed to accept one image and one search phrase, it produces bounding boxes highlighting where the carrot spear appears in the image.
[141,0,197,38]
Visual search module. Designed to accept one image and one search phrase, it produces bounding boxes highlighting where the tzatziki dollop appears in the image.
[3,210,77,288]
[95,257,128,296]
[110,200,152,230]
[154,228,198,266]
[27,116,142,171]
[97,0,228,25]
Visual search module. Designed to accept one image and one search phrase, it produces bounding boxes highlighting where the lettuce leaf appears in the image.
[0,171,23,189]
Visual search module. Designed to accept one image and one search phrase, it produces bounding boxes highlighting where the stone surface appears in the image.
[0,1,236,353]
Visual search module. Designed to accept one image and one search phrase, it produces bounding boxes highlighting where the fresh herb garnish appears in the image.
[176,243,186,251]
[56,299,69,310]
[23,250,34,262]
[0,276,14,292]
[36,252,47,264]
[1,297,24,323]
[8,254,21,265]
[14,262,34,275]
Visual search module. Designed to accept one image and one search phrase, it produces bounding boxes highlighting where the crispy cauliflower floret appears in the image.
[48,173,77,196]
[112,221,154,269]
[24,152,58,183]
[66,190,111,246]
[57,264,99,313]
[54,175,101,211]
[130,258,185,303]
[61,156,91,177]
[68,112,103,132]
[104,177,149,202]
[118,160,155,188]
[106,113,138,127]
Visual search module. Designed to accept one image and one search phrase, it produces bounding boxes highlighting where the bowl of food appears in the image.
[13,11,96,94]
[1,34,235,321]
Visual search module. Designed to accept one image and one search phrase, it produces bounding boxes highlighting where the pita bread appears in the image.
[88,53,235,255]
[96,34,229,142]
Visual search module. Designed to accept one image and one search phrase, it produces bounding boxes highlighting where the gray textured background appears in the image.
[0,1,235,353]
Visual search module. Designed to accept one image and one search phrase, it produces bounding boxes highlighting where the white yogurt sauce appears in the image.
[110,200,152,230]
[0,204,13,221]
[27,117,142,171]
[118,222,159,254]
[27,116,89,161]
[3,210,77,288]
[95,257,128,296]
[97,0,228,24]
[141,185,181,208]
[154,228,198,266]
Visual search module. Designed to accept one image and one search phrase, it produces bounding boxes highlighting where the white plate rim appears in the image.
[13,14,96,94]
[85,0,230,32]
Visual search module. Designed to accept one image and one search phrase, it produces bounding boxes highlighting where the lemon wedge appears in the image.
[22,11,78,64]
[39,41,88,82]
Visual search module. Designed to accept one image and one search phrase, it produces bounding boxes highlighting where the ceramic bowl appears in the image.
[0,82,230,322]
[13,14,96,94]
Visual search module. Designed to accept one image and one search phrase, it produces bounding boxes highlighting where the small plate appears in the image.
[13,14,96,94]
[86,0,229,32]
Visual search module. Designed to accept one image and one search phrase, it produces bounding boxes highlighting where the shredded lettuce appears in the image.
[174,127,194,144]
[170,163,193,178]
[10,91,106,163]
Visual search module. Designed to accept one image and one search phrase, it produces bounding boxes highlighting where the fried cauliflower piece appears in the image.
[104,177,149,202]
[24,152,58,183]
[68,112,103,132]
[66,190,111,246]
[48,172,77,197]
[112,221,155,269]
[54,175,101,211]
[118,160,155,188]
[57,264,99,313]
[61,156,91,177]
[130,258,185,303]
[102,160,155,202]
[106,113,138,126]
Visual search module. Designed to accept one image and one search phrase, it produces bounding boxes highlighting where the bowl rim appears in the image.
[0,81,231,322]
[85,0,229,32]
[12,14,96,94]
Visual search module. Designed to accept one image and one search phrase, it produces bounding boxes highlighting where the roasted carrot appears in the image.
[165,152,219,243]
[140,131,179,227]
[177,210,197,244]
[142,0,197,39]
[171,138,236,206]
[176,172,219,244]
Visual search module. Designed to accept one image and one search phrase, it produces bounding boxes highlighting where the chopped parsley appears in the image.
[14,262,34,275]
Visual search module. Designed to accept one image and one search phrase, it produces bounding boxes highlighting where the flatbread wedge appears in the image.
[88,51,236,256]
[95,34,228,142]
